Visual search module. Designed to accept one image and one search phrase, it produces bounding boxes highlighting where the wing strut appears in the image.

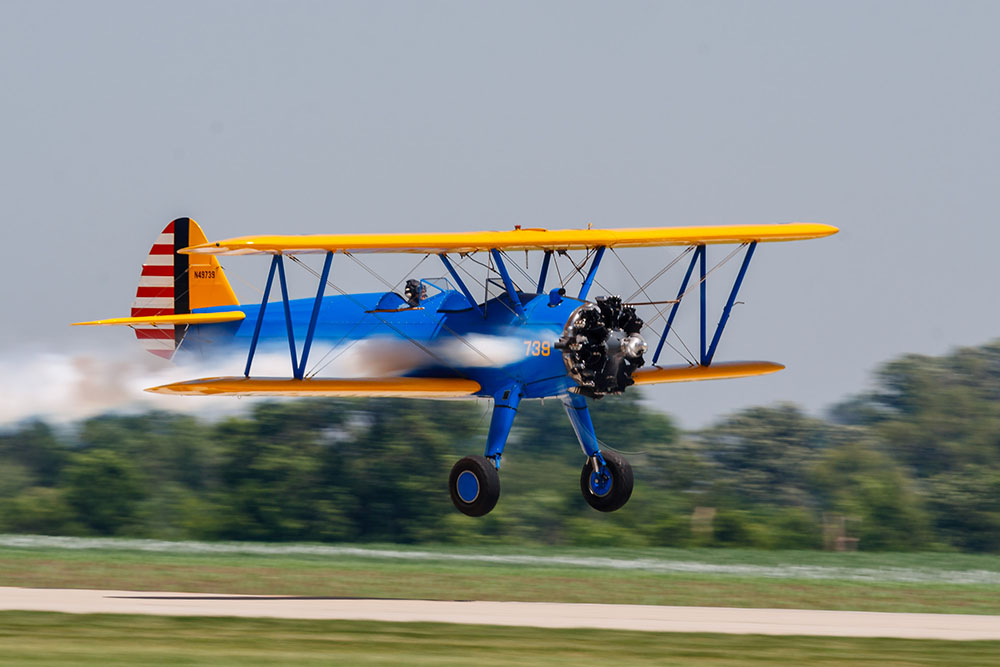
[490,249,526,321]
[652,245,702,365]
[578,246,606,301]
[704,241,756,365]
[650,242,757,367]
[244,252,335,379]
[536,250,552,293]
[276,254,299,374]
[297,251,333,379]
[244,255,279,376]
[699,242,707,364]
[438,254,485,317]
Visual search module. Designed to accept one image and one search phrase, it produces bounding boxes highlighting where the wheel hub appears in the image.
[456,470,481,503]
[588,470,613,497]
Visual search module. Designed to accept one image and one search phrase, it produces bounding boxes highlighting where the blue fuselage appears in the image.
[179,289,584,399]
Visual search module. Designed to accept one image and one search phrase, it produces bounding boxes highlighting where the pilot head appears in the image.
[404,279,424,306]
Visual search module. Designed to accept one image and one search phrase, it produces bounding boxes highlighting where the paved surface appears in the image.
[2,587,999,640]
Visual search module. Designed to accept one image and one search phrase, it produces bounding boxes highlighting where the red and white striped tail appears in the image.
[130,217,239,360]
[131,219,183,359]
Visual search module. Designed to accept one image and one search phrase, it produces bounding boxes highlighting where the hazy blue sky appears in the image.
[1,1,998,427]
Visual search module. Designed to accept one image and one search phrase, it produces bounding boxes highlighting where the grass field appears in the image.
[2,536,1000,615]
[0,612,998,666]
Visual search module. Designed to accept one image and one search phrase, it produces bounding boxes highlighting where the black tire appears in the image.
[580,450,633,512]
[449,455,501,517]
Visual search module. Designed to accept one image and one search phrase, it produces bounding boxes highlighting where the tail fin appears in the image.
[132,217,239,359]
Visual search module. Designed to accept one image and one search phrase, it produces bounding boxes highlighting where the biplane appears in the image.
[75,218,837,516]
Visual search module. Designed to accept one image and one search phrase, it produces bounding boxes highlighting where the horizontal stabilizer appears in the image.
[72,311,246,327]
[631,361,784,385]
[146,376,482,398]
[182,223,838,256]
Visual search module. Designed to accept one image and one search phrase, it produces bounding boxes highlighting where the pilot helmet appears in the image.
[404,279,424,305]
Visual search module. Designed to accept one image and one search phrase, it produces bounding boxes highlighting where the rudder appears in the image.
[132,217,238,359]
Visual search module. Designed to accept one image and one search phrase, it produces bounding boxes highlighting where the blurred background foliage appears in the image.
[3,340,1000,552]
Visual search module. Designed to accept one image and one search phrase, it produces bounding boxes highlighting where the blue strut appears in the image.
[485,383,523,468]
[651,246,702,365]
[578,246,606,301]
[296,251,333,379]
[276,255,299,376]
[490,249,527,321]
[704,241,756,366]
[536,250,552,293]
[244,255,279,377]
[699,243,707,366]
[562,393,604,462]
[438,254,485,317]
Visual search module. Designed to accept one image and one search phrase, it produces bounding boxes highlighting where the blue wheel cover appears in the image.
[456,470,480,503]
[589,470,613,497]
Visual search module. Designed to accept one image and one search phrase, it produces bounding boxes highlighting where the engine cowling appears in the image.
[555,296,647,398]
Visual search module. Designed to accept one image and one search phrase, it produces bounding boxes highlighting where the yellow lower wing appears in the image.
[146,376,481,398]
[631,361,784,385]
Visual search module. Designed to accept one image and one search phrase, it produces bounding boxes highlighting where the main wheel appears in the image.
[580,450,633,512]
[449,455,501,517]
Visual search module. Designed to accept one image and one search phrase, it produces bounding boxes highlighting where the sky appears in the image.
[1,1,998,428]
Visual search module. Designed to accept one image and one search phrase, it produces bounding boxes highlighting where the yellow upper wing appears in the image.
[182,223,838,256]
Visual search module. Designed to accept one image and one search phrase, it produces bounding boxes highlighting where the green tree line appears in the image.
[3,340,1000,551]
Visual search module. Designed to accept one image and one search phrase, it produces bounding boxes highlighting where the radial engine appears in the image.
[555,296,647,398]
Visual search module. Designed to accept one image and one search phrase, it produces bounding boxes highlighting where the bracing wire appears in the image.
[286,255,468,379]
[640,243,749,366]
[460,251,522,319]
[551,251,566,288]
[499,250,533,288]
[288,253,505,381]
[391,254,432,291]
[623,246,693,303]
[344,252,395,291]
[218,260,265,297]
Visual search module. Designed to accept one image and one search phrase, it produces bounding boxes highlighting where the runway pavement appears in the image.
[2,587,999,640]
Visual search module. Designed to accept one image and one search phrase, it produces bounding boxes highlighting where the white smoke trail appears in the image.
[0,328,536,425]
[0,347,266,425]
[337,334,526,377]
[0,334,528,425]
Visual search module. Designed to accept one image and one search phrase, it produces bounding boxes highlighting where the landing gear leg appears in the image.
[562,393,634,512]
[449,383,522,516]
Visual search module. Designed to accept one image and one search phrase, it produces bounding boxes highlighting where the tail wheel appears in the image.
[580,450,633,512]
[449,456,501,517]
